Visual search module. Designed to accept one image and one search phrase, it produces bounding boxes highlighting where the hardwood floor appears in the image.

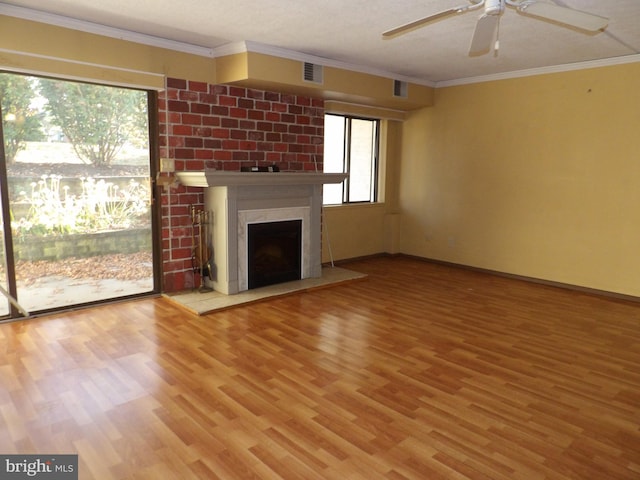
[1,256,639,479]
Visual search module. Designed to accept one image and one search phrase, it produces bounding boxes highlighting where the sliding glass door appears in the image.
[0,72,157,317]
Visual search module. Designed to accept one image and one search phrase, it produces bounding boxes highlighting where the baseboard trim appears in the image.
[323,253,386,267]
[333,253,640,304]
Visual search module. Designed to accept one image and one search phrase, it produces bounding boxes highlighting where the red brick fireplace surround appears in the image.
[159,78,325,292]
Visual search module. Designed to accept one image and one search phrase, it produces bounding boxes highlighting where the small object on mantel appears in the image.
[240,165,280,172]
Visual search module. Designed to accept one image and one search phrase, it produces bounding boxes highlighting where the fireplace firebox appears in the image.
[247,219,302,289]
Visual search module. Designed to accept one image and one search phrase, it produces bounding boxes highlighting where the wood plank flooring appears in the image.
[1,256,639,479]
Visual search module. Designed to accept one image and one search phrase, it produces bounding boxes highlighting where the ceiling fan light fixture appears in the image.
[484,0,505,16]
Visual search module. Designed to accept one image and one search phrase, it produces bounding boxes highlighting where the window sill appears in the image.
[323,202,385,210]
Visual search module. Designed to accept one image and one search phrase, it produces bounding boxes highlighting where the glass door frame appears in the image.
[0,101,21,318]
[0,74,162,320]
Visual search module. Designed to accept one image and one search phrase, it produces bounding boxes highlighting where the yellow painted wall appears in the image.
[399,62,640,296]
[0,15,215,87]
[217,51,434,110]
[322,204,386,263]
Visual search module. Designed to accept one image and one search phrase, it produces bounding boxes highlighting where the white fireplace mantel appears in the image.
[176,171,347,188]
[176,170,346,295]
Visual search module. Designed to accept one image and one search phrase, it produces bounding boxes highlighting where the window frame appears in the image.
[323,113,380,205]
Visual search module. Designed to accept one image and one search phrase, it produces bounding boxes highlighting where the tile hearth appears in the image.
[164,266,366,315]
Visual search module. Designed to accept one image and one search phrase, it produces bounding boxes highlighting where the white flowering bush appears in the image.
[12,174,150,238]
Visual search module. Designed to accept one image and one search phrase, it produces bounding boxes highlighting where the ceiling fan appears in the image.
[382,0,609,56]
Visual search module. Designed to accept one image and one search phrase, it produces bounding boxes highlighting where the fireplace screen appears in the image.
[247,219,302,289]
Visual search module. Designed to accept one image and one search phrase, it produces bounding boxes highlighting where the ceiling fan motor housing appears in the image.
[485,0,505,15]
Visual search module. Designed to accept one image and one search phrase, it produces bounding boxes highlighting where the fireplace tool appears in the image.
[190,205,213,292]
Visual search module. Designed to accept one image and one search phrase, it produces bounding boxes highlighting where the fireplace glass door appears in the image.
[247,219,302,289]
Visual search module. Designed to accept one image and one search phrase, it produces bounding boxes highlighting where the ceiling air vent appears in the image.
[393,80,408,98]
[303,62,323,84]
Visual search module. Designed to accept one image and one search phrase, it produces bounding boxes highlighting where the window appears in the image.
[323,114,379,205]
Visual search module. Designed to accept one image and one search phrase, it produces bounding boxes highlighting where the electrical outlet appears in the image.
[160,157,175,173]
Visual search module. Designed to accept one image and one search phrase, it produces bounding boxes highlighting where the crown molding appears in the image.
[0,3,214,57]
[435,54,640,88]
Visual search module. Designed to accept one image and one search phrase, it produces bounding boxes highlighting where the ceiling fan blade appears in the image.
[382,8,461,38]
[517,1,608,32]
[469,14,499,56]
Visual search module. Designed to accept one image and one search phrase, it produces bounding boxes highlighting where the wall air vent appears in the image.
[303,62,323,84]
[393,79,408,98]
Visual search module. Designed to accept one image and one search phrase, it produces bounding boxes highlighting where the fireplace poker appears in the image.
[191,206,213,293]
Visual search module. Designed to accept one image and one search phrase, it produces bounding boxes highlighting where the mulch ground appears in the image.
[8,252,154,285]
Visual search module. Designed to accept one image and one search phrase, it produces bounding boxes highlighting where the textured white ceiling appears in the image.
[2,0,639,84]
